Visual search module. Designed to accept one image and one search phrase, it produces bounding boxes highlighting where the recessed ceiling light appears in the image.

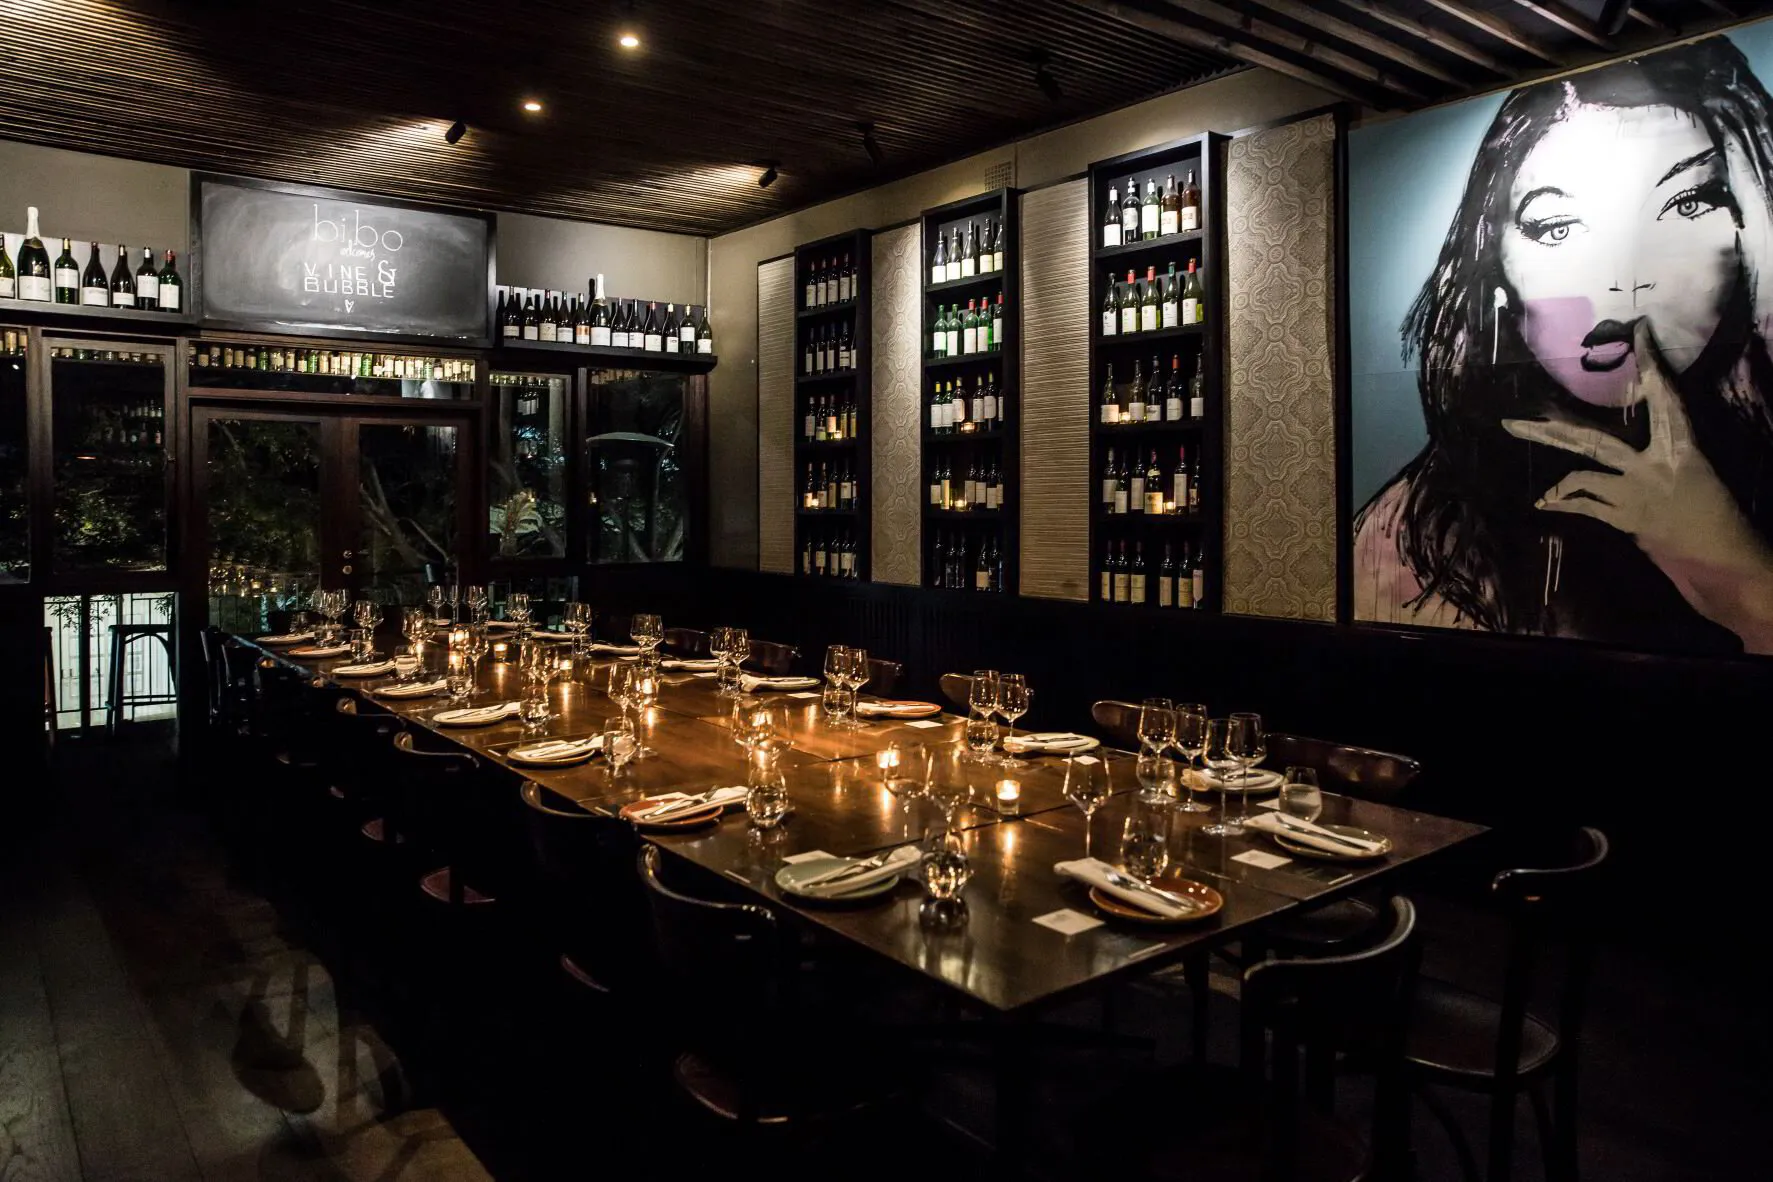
[522,99,543,113]
[618,31,640,48]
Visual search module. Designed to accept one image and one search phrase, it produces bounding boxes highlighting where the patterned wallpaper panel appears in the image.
[1225,113,1337,621]
[871,223,923,587]
[756,256,796,575]
[1019,181,1091,602]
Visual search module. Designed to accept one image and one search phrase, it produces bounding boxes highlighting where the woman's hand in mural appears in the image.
[1503,320,1773,654]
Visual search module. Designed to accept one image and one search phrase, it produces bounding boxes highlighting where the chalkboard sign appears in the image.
[193,175,492,343]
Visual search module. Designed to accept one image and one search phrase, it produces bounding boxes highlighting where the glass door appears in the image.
[348,415,472,604]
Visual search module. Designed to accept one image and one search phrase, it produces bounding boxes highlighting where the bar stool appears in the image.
[106,621,177,733]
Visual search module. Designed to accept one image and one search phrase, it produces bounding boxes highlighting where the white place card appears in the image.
[1072,755,1100,765]
[1256,797,1280,810]
[787,691,821,699]
[904,719,945,729]
[781,849,836,865]
[1232,849,1292,870]
[1034,909,1104,935]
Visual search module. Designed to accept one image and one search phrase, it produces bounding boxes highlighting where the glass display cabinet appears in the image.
[488,370,570,561]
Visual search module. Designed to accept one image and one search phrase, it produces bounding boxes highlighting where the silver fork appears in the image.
[800,847,901,887]
[1103,869,1201,911]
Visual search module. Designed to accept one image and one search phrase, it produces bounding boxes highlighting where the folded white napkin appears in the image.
[855,700,941,718]
[258,632,314,645]
[1004,732,1097,754]
[485,620,520,631]
[374,679,447,699]
[531,629,575,642]
[1244,812,1385,854]
[508,736,602,762]
[290,644,351,658]
[1189,768,1283,791]
[433,702,521,726]
[590,642,644,655]
[1055,857,1192,918]
[631,786,749,821]
[790,846,922,897]
[662,657,722,671]
[739,673,819,692]
[332,660,396,677]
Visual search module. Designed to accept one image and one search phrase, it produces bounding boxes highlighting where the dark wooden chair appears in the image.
[41,626,55,750]
[390,731,502,908]
[519,782,649,995]
[746,639,799,675]
[1408,828,1609,1182]
[863,656,903,698]
[1089,698,1143,749]
[663,626,710,657]
[601,613,631,644]
[937,672,973,712]
[637,846,911,1129]
[105,621,176,734]
[1092,897,1422,1182]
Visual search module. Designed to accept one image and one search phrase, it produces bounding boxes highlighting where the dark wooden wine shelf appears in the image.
[1096,324,1204,347]
[924,270,1007,296]
[0,295,195,328]
[1091,228,1205,260]
[1090,419,1208,435]
[795,371,860,386]
[922,428,1008,443]
[493,338,718,374]
[923,350,1007,371]
[794,437,862,449]
[796,300,859,320]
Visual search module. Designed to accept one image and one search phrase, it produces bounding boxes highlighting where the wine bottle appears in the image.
[0,237,14,299]
[1100,543,1114,602]
[1177,543,1195,608]
[1166,355,1183,421]
[156,249,182,311]
[697,306,714,354]
[1146,356,1163,421]
[16,208,51,301]
[990,218,1004,273]
[1190,545,1205,607]
[109,245,134,307]
[845,392,857,439]
[1128,438,1146,510]
[981,372,998,423]
[1101,447,1118,511]
[804,264,817,310]
[131,246,158,307]
[1101,273,1119,337]
[813,531,828,573]
[1130,542,1148,604]
[950,377,969,432]
[991,294,1004,352]
[958,299,974,355]
[678,304,697,349]
[521,291,540,341]
[1160,174,1180,237]
[946,229,962,283]
[1118,269,1138,335]
[495,287,511,337]
[1139,265,1158,333]
[1189,361,1205,419]
[974,541,990,592]
[1158,544,1177,607]
[1100,363,1119,426]
[1181,170,1201,233]
[1140,179,1160,241]
[644,301,663,351]
[663,303,681,353]
[1145,450,1164,514]
[1127,360,1146,424]
[538,291,559,342]
[53,238,78,304]
[944,303,960,358]
[1113,541,1131,603]
[574,294,591,344]
[1161,262,1179,329]
[961,222,977,279]
[1182,259,1204,325]
[1189,452,1202,512]
[1114,452,1130,515]
[1172,446,1190,512]
[1102,186,1122,249]
[588,276,611,346]
[78,242,108,306]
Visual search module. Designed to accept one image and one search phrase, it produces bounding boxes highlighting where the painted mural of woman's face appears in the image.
[1499,103,1740,407]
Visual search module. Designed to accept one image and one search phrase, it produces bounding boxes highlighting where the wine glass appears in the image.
[969,669,1000,759]
[426,584,447,623]
[745,762,790,829]
[352,597,382,636]
[728,694,762,753]
[1138,697,1176,754]
[601,715,637,780]
[924,742,973,838]
[846,647,871,706]
[564,602,592,652]
[1171,702,1211,814]
[400,607,430,678]
[739,701,788,766]
[1280,766,1323,822]
[964,715,998,761]
[464,584,489,623]
[457,622,489,688]
[1121,802,1172,880]
[1230,710,1266,811]
[1202,718,1246,837]
[507,592,533,639]
[709,626,733,687]
[443,582,460,624]
[1136,750,1179,801]
[722,628,751,696]
[1064,754,1112,856]
[997,674,1031,767]
[631,612,663,655]
[823,645,854,726]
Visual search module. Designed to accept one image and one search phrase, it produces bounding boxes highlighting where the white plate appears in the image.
[433,705,519,726]
[1004,734,1101,755]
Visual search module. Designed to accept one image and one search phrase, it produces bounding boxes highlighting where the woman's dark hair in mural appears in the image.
[1365,36,1773,648]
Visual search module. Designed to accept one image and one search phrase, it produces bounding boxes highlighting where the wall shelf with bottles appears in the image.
[186,337,480,401]
[793,229,872,582]
[1087,132,1226,613]
[494,282,717,374]
[494,339,718,375]
[920,188,1018,597]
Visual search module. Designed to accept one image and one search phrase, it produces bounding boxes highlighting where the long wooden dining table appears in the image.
[243,630,1486,1168]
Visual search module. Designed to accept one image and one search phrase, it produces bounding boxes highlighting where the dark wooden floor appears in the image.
[1,728,1761,1182]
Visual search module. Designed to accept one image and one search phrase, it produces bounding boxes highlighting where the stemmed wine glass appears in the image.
[563,601,592,654]
[709,626,734,689]
[823,645,854,726]
[846,647,872,720]
[630,613,664,656]
[600,715,638,781]
[1202,715,1261,837]
[457,623,489,690]
[352,597,382,635]
[969,670,1000,758]
[400,607,430,680]
[1229,709,1265,812]
[924,742,973,841]
[518,642,556,728]
[1139,697,1176,755]
[721,628,750,696]
[1064,754,1112,857]
[507,592,533,639]
[464,584,489,623]
[996,674,1031,766]
[426,584,448,624]
[1171,702,1212,813]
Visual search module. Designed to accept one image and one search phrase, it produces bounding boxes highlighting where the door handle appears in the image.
[342,550,354,558]
[341,564,353,575]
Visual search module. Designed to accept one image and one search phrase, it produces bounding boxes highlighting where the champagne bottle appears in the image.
[156,249,182,311]
[134,246,159,307]
[53,238,79,304]
[1100,363,1119,426]
[0,236,14,299]
[1101,273,1118,337]
[1181,170,1202,233]
[1120,179,1140,245]
[590,275,612,346]
[1140,179,1160,241]
[79,242,108,306]
[1102,186,1122,249]
[16,208,51,301]
[1160,173,1181,237]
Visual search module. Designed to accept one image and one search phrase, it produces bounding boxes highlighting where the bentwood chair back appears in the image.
[746,640,800,676]
[938,672,973,712]
[864,657,904,698]
[1407,827,1610,1182]
[519,782,649,994]
[1266,732,1422,804]
[663,627,710,657]
[390,731,499,907]
[1089,699,1143,749]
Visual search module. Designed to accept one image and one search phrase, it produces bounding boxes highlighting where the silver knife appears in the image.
[1103,869,1201,911]
[1271,816,1373,850]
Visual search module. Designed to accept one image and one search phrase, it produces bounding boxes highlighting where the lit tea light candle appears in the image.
[876,747,901,774]
[1163,500,1178,515]
[954,499,970,512]
[492,642,508,658]
[996,778,1021,813]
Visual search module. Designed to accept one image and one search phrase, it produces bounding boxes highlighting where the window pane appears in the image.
[488,372,569,559]
[586,369,688,564]
[203,417,323,634]
[358,422,458,603]
[0,330,26,582]
[51,346,168,572]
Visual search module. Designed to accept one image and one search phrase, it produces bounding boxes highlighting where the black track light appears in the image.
[758,162,780,188]
[858,121,884,167]
[1029,49,1063,102]
[444,119,468,145]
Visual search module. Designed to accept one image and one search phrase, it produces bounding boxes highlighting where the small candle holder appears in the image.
[491,641,509,660]
[995,778,1022,815]
[1163,500,1178,516]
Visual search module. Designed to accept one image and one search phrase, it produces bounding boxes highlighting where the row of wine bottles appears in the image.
[803,255,860,309]
[803,323,860,376]
[1100,540,1206,608]
[46,346,164,364]
[930,218,1007,284]
[929,372,1007,432]
[1102,171,1202,247]
[802,531,862,579]
[496,278,714,354]
[1102,446,1202,516]
[803,393,860,442]
[930,532,1008,593]
[802,461,859,512]
[83,398,165,449]
[929,296,1006,358]
[928,457,1006,511]
[2,328,24,356]
[0,209,182,309]
[1101,356,1205,424]
[191,344,476,382]
[1102,261,1205,335]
